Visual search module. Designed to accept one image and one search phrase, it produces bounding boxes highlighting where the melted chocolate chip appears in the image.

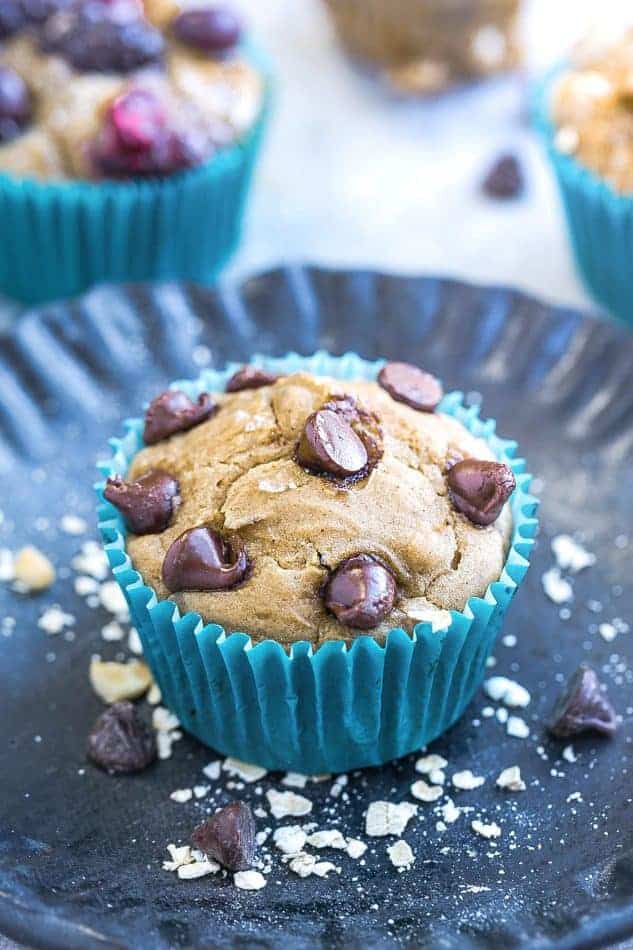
[191,802,256,871]
[324,554,396,629]
[225,366,279,393]
[104,469,179,534]
[378,362,443,412]
[172,5,242,54]
[296,409,368,478]
[162,526,248,592]
[143,390,217,444]
[482,153,524,200]
[88,700,156,774]
[323,394,384,472]
[548,665,617,739]
[447,458,515,527]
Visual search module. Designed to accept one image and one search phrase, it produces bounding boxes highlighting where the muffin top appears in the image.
[551,30,633,193]
[106,365,515,646]
[0,0,263,180]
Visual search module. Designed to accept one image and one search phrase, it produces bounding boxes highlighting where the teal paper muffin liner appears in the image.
[534,66,633,326]
[0,47,272,305]
[96,351,539,774]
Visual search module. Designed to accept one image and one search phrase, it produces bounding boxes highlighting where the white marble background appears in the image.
[226,0,633,315]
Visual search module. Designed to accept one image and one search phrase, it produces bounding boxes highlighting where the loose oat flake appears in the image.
[13,546,56,592]
[496,766,526,791]
[233,870,267,891]
[365,801,417,837]
[484,676,531,708]
[472,819,501,839]
[273,826,307,855]
[306,830,347,850]
[415,754,448,775]
[266,789,313,819]
[222,757,267,783]
[452,770,485,791]
[410,779,443,803]
[387,840,415,870]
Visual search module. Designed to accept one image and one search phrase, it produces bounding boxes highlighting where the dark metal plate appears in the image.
[0,268,632,949]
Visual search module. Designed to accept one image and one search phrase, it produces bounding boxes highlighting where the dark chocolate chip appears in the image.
[226,366,279,393]
[323,394,384,472]
[143,390,217,444]
[162,526,248,592]
[324,554,396,629]
[447,458,515,527]
[297,409,368,478]
[482,153,524,200]
[87,700,156,774]
[191,802,256,871]
[104,469,179,534]
[172,5,242,54]
[378,362,443,413]
[548,664,617,739]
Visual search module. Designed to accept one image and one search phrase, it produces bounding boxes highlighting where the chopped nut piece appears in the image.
[89,658,152,704]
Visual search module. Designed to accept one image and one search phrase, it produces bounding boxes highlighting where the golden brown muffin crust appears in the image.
[125,373,512,645]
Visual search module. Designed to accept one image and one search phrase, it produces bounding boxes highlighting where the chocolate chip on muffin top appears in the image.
[118,369,513,644]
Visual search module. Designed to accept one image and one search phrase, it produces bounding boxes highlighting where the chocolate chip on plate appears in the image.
[225,366,279,393]
[297,409,368,478]
[191,802,256,871]
[143,390,217,444]
[447,458,515,527]
[172,5,242,54]
[378,362,443,412]
[88,700,156,774]
[162,526,248,592]
[324,554,396,629]
[104,469,180,535]
[482,153,524,200]
[548,664,617,739]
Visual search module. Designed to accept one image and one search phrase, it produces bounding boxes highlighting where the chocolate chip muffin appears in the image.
[550,30,633,193]
[323,0,520,95]
[0,0,263,179]
[104,364,515,646]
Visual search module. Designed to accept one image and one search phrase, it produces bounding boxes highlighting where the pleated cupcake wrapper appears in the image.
[96,351,539,774]
[533,65,633,326]
[0,46,272,306]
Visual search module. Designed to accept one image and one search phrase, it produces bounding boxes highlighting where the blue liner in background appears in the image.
[96,351,539,774]
[0,47,272,306]
[534,66,633,328]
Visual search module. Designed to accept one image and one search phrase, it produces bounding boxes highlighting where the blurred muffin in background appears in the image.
[323,0,521,95]
[535,28,633,324]
[550,30,633,192]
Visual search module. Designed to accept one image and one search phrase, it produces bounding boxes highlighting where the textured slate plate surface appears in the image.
[0,268,632,950]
